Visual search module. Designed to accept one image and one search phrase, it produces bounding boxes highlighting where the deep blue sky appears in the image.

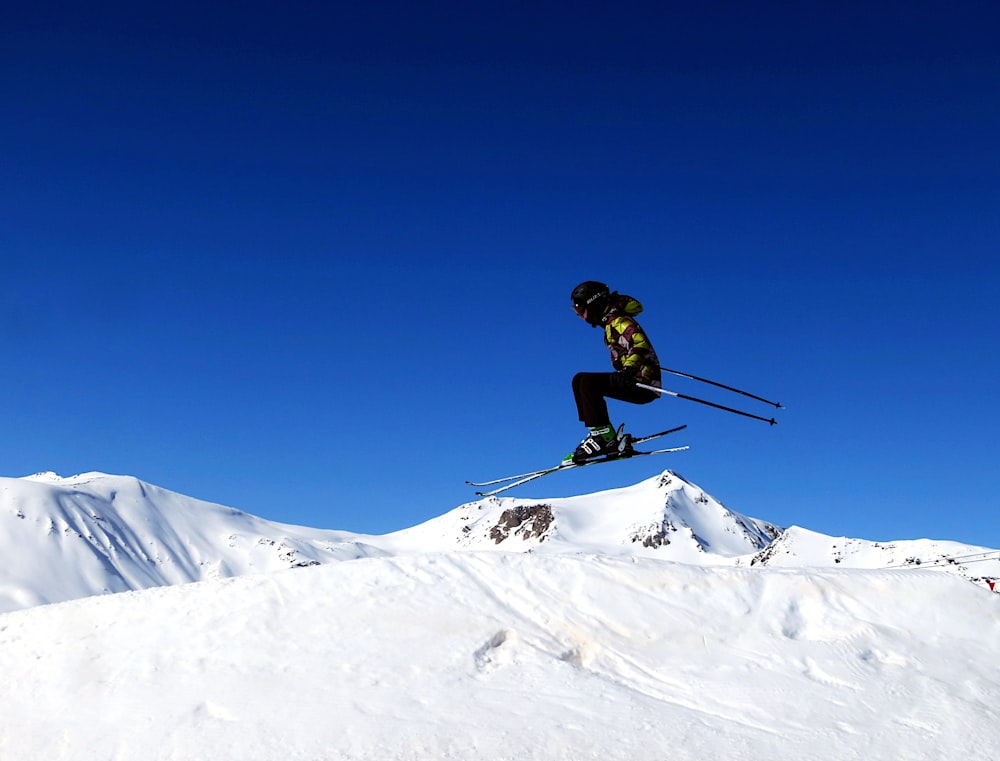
[4,2,998,547]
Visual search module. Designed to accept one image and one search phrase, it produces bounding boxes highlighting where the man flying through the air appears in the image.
[566,280,661,465]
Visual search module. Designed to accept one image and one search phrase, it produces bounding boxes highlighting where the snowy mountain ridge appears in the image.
[2,468,997,615]
[0,471,387,613]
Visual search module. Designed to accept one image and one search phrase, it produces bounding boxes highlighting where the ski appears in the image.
[471,446,690,497]
[466,425,688,496]
[466,425,686,487]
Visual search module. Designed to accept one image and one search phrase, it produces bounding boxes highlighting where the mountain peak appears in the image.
[22,470,123,486]
[390,470,782,561]
[23,471,69,482]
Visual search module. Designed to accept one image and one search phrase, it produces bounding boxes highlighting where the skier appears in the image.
[565,281,662,465]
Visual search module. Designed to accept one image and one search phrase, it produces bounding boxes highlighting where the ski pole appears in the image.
[636,383,779,426]
[657,366,783,409]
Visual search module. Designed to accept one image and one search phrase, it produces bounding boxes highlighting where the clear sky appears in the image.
[4,2,998,547]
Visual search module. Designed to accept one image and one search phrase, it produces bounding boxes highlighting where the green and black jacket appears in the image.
[601,293,661,388]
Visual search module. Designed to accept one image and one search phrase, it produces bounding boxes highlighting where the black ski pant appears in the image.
[572,372,658,428]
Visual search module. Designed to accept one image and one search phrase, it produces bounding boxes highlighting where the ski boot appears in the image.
[563,424,632,465]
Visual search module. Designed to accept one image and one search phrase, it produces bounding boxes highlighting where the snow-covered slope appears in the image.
[0,471,387,613]
[0,469,781,614]
[1,551,998,761]
[3,468,1000,759]
[3,469,998,615]
[752,525,1000,586]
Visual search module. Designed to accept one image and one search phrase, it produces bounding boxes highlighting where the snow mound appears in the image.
[0,552,997,760]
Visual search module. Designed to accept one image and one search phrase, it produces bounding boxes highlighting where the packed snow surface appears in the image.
[2,552,999,760]
[2,470,999,759]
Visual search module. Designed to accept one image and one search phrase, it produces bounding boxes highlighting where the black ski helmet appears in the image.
[571,280,610,326]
